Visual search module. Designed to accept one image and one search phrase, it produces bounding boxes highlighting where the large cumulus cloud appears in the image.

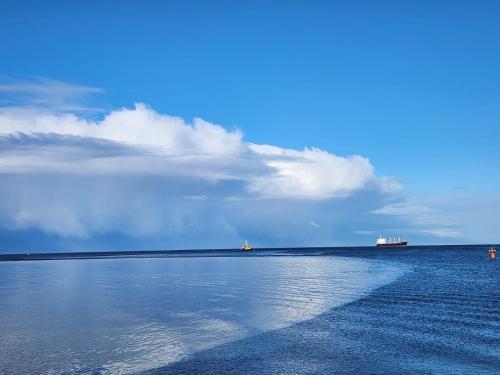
[0,102,402,249]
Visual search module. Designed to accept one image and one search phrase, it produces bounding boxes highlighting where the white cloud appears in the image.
[419,228,462,238]
[0,76,102,113]
[370,203,431,216]
[0,81,402,242]
[0,103,242,155]
[377,176,403,193]
[0,103,393,201]
[309,221,321,228]
[2,78,499,247]
[249,144,376,199]
[352,230,376,236]
[369,196,500,243]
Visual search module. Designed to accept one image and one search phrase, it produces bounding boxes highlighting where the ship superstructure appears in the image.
[376,235,407,248]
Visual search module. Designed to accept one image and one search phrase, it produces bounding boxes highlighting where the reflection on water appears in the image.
[0,255,405,374]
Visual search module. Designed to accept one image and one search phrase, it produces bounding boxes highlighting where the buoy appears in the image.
[489,246,496,261]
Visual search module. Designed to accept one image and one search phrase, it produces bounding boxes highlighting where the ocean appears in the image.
[0,246,498,374]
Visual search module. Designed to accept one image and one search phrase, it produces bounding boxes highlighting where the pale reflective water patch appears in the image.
[0,255,406,374]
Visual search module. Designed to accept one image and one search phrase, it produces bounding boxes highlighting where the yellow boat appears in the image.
[241,240,253,251]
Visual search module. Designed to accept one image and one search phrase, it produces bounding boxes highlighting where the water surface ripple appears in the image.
[0,254,404,374]
[146,246,499,374]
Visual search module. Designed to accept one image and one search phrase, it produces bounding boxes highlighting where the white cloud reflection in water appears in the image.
[0,256,406,374]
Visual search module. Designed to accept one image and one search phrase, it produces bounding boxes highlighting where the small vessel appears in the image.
[241,240,253,252]
[376,235,407,248]
[489,246,496,261]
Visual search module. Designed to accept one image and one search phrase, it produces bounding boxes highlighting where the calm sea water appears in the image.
[0,246,498,374]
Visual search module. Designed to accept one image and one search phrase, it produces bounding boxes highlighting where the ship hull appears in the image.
[376,242,407,248]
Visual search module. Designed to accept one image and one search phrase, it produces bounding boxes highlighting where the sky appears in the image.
[0,0,499,251]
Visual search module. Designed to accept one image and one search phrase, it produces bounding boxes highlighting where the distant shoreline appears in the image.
[0,244,493,262]
[0,247,349,262]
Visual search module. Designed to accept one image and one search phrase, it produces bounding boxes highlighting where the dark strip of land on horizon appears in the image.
[0,244,493,262]
[0,247,348,261]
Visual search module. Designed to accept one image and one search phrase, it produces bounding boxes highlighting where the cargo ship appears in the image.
[376,235,407,248]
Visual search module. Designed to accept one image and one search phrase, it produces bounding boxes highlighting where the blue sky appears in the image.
[0,1,499,251]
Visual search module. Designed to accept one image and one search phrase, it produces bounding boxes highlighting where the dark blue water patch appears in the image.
[144,246,500,374]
